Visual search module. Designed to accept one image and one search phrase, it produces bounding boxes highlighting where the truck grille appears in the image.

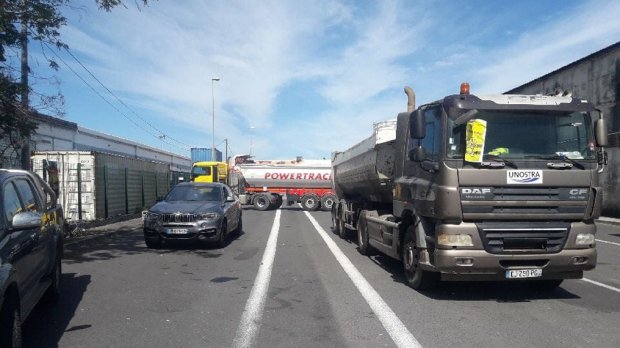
[461,187,589,220]
[477,222,569,254]
[161,213,197,223]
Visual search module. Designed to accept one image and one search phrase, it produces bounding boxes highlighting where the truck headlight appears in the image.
[200,212,220,220]
[576,233,595,245]
[438,233,473,247]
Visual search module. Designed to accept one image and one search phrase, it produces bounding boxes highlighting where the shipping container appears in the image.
[32,151,171,221]
[190,147,222,163]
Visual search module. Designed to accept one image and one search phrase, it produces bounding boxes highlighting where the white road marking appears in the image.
[581,278,620,294]
[596,239,620,247]
[303,211,422,348]
[233,209,281,348]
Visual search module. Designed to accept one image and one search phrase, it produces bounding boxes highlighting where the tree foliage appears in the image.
[0,0,150,167]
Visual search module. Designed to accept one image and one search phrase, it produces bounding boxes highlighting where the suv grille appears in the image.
[161,213,197,223]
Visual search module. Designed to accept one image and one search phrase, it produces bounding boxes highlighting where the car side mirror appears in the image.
[12,211,42,230]
[226,196,235,202]
[409,110,426,139]
[409,146,426,162]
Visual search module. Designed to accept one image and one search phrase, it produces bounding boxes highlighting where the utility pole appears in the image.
[20,0,30,170]
[224,138,228,163]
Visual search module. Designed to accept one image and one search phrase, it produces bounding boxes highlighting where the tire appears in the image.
[42,254,61,303]
[274,195,283,209]
[235,214,243,234]
[338,203,350,239]
[0,295,22,348]
[145,234,162,249]
[301,194,320,211]
[217,220,228,248]
[530,279,563,291]
[331,203,340,235]
[253,194,271,211]
[357,210,376,256]
[320,194,337,211]
[402,225,438,290]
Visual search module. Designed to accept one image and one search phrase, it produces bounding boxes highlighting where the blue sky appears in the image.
[20,0,620,160]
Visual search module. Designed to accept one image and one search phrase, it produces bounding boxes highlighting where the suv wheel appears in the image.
[42,255,61,303]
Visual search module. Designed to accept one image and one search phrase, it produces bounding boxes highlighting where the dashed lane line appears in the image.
[581,278,620,294]
[233,209,281,348]
[303,211,423,348]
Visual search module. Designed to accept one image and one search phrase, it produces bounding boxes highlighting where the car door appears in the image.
[13,177,49,281]
[224,186,240,230]
[2,178,41,310]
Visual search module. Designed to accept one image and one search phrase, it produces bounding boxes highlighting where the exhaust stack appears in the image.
[404,86,416,112]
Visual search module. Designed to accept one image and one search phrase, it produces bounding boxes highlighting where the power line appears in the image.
[62,47,192,149]
[41,42,188,152]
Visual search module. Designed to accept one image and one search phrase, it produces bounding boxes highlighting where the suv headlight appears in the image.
[144,212,160,221]
[200,212,220,220]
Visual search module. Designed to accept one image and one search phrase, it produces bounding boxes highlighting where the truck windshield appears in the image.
[191,166,212,178]
[447,110,595,160]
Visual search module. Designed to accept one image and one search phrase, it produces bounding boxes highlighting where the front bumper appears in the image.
[143,220,222,242]
[422,248,596,281]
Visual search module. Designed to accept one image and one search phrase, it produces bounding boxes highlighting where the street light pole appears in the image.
[211,77,220,161]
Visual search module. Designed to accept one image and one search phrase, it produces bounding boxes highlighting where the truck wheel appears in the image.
[0,294,22,348]
[320,194,337,211]
[274,195,283,209]
[357,210,376,255]
[402,225,438,290]
[338,204,350,239]
[42,254,61,303]
[331,203,340,235]
[253,194,271,211]
[301,194,320,211]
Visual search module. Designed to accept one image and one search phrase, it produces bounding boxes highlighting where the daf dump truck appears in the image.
[229,155,337,211]
[332,83,608,290]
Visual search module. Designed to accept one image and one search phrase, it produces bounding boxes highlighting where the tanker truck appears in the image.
[229,155,337,211]
[332,83,608,290]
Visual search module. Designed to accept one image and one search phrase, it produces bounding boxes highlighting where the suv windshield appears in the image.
[447,110,595,160]
[165,186,222,201]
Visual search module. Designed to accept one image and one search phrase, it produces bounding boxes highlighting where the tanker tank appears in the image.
[234,162,332,189]
[332,119,397,203]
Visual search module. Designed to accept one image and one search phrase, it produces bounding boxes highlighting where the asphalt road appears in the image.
[22,207,620,347]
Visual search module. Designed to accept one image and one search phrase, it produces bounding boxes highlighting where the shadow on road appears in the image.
[22,273,91,348]
[63,227,246,264]
[369,254,581,302]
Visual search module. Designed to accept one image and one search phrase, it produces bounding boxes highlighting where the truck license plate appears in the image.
[506,269,542,279]
[167,228,188,234]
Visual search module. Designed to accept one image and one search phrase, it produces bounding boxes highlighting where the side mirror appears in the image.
[408,146,426,162]
[226,196,236,202]
[595,119,608,147]
[12,211,42,230]
[409,110,426,139]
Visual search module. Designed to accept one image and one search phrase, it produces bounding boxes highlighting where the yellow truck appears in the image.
[191,161,228,183]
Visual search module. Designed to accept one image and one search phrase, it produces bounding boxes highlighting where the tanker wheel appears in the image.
[253,194,271,211]
[402,225,438,290]
[357,210,376,255]
[301,194,320,211]
[320,194,337,211]
[274,195,283,209]
[331,203,340,235]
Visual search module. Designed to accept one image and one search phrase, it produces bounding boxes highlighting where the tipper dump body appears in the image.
[332,120,397,203]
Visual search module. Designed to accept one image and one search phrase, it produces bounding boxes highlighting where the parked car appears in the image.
[143,182,243,248]
[0,169,64,348]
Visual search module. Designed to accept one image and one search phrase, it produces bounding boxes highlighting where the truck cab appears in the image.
[394,84,608,287]
[191,161,228,183]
